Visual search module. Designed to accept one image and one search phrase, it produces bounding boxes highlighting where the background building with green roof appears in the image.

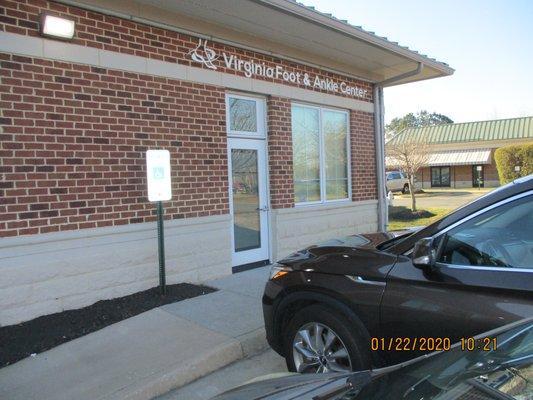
[386,116,533,188]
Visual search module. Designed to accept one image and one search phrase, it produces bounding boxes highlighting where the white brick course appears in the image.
[0,203,380,326]
[271,200,378,260]
[0,215,232,326]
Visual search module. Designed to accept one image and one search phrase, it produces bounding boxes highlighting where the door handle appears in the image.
[256,206,270,212]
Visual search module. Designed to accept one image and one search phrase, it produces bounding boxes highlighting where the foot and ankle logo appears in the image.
[187,38,368,99]
[188,39,219,70]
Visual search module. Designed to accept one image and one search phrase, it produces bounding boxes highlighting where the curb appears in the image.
[108,326,268,400]
[236,327,269,358]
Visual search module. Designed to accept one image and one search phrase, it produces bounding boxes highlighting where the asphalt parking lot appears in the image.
[392,188,493,210]
[157,349,287,400]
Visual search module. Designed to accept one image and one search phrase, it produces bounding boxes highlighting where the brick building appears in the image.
[0,0,452,325]
[387,116,533,188]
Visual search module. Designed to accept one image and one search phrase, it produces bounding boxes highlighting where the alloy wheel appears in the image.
[292,322,352,373]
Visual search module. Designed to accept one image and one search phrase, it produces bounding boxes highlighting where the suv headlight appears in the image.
[269,263,293,280]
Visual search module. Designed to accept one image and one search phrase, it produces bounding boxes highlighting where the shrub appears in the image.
[494,142,533,184]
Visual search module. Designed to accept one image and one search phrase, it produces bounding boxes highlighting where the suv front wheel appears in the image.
[283,304,370,373]
[402,183,410,194]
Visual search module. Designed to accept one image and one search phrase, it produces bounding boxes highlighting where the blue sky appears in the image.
[307,0,533,124]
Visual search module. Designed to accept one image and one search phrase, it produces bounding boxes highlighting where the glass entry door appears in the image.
[228,138,269,267]
[431,166,451,187]
[472,165,484,188]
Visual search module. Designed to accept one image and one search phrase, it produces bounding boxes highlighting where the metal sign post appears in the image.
[156,201,166,295]
[146,150,172,295]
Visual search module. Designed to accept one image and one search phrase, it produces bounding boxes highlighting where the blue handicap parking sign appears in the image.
[153,167,165,180]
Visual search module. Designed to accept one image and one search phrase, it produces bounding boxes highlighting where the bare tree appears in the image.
[386,137,429,212]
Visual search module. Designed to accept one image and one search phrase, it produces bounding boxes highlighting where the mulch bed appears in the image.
[0,283,216,368]
[388,206,436,221]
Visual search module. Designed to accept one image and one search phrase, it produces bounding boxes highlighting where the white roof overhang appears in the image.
[386,149,492,168]
[65,0,454,85]
[428,149,492,167]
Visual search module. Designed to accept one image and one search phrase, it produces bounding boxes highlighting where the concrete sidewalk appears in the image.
[0,267,271,400]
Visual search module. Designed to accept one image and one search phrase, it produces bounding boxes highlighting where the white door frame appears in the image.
[226,93,270,268]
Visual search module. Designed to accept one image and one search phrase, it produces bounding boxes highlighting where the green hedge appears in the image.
[494,142,533,184]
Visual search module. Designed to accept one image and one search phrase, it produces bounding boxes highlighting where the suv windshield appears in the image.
[335,321,532,400]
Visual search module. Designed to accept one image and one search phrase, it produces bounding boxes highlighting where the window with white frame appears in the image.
[292,103,350,204]
[226,94,265,138]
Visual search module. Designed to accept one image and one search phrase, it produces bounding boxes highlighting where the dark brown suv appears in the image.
[262,176,533,373]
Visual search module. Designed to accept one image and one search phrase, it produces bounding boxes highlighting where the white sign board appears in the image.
[146,150,172,202]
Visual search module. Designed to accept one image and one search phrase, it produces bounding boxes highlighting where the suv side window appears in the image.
[437,194,533,269]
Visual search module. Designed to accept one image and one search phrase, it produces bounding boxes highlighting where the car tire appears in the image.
[282,304,371,373]
[402,183,410,194]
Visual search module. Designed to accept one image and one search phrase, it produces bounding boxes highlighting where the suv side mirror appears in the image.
[412,238,437,269]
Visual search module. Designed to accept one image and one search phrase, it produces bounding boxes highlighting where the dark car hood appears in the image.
[212,371,372,400]
[211,373,344,400]
[276,228,420,276]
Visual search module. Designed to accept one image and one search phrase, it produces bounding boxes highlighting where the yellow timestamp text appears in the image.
[460,337,497,351]
[370,337,498,352]
[371,337,452,352]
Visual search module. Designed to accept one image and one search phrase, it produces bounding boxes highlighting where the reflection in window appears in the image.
[229,97,257,132]
[292,106,320,203]
[342,322,533,400]
[431,166,450,187]
[438,195,533,269]
[292,105,349,204]
[231,149,261,252]
[323,110,348,200]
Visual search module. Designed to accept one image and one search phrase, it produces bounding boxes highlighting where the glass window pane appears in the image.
[326,180,348,200]
[323,110,348,200]
[294,181,321,202]
[438,195,533,269]
[231,149,261,252]
[473,165,484,188]
[292,106,320,203]
[229,97,257,132]
[431,167,440,186]
[441,167,450,186]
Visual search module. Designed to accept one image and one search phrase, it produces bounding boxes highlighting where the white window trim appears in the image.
[292,102,352,206]
[225,93,266,139]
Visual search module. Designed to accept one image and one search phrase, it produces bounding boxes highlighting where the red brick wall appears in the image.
[484,152,499,182]
[0,53,228,237]
[351,111,377,201]
[267,97,293,209]
[418,162,500,188]
[0,0,378,237]
[453,163,499,186]
[0,0,373,103]
[454,165,471,183]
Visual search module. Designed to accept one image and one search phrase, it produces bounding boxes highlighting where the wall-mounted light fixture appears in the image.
[40,13,75,40]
